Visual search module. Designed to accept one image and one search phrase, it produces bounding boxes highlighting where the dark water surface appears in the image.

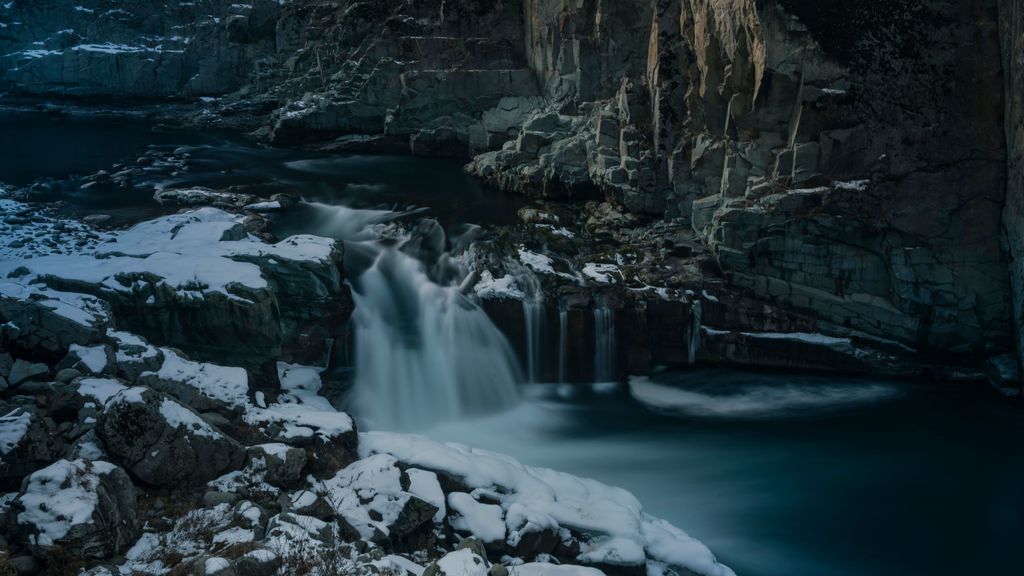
[4,111,1022,576]
[0,111,519,227]
[425,373,1024,576]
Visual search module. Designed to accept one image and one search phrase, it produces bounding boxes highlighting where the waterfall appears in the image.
[302,202,521,430]
[558,309,568,384]
[593,307,616,382]
[522,299,544,383]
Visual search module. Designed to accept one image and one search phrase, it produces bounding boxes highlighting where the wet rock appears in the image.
[97,387,245,487]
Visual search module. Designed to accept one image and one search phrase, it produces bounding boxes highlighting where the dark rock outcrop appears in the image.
[1000,0,1024,394]
[97,387,245,487]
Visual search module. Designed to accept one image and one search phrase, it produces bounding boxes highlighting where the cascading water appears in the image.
[296,202,521,430]
[522,300,545,383]
[558,309,568,384]
[593,307,616,382]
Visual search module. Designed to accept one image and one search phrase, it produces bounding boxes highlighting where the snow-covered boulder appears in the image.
[98,387,245,487]
[0,406,53,490]
[11,459,138,559]
[243,400,358,476]
[109,331,163,383]
[246,443,307,488]
[312,453,438,548]
[423,547,491,576]
[59,343,115,376]
[361,433,735,576]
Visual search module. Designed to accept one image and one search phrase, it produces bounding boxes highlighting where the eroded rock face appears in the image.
[2,1,1021,373]
[487,0,1013,363]
[0,0,281,97]
[1000,0,1024,391]
[97,387,245,487]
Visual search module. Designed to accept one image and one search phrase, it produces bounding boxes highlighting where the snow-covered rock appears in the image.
[11,459,138,559]
[313,453,438,548]
[0,279,110,358]
[423,548,490,576]
[140,348,250,413]
[98,387,245,487]
[362,433,735,576]
[0,406,52,490]
[0,204,352,371]
[245,443,307,488]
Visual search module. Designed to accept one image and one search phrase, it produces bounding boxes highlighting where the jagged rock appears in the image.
[10,459,138,560]
[97,387,245,487]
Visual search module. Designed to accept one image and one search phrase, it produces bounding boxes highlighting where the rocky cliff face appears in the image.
[478,0,1012,363]
[2,0,1020,380]
[1001,0,1024,383]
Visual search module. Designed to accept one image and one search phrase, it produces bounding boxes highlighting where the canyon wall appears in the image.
[1,0,1019,376]
[1001,0,1024,381]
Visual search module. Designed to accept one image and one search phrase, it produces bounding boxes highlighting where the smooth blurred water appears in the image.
[421,372,1024,576]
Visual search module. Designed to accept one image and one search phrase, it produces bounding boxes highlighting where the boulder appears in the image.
[108,331,163,383]
[59,344,114,376]
[7,361,49,387]
[313,454,437,547]
[423,548,490,576]
[97,387,245,487]
[10,459,138,559]
[246,444,307,488]
[0,407,52,491]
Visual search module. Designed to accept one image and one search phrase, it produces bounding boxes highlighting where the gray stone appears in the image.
[55,368,83,384]
[7,361,49,387]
